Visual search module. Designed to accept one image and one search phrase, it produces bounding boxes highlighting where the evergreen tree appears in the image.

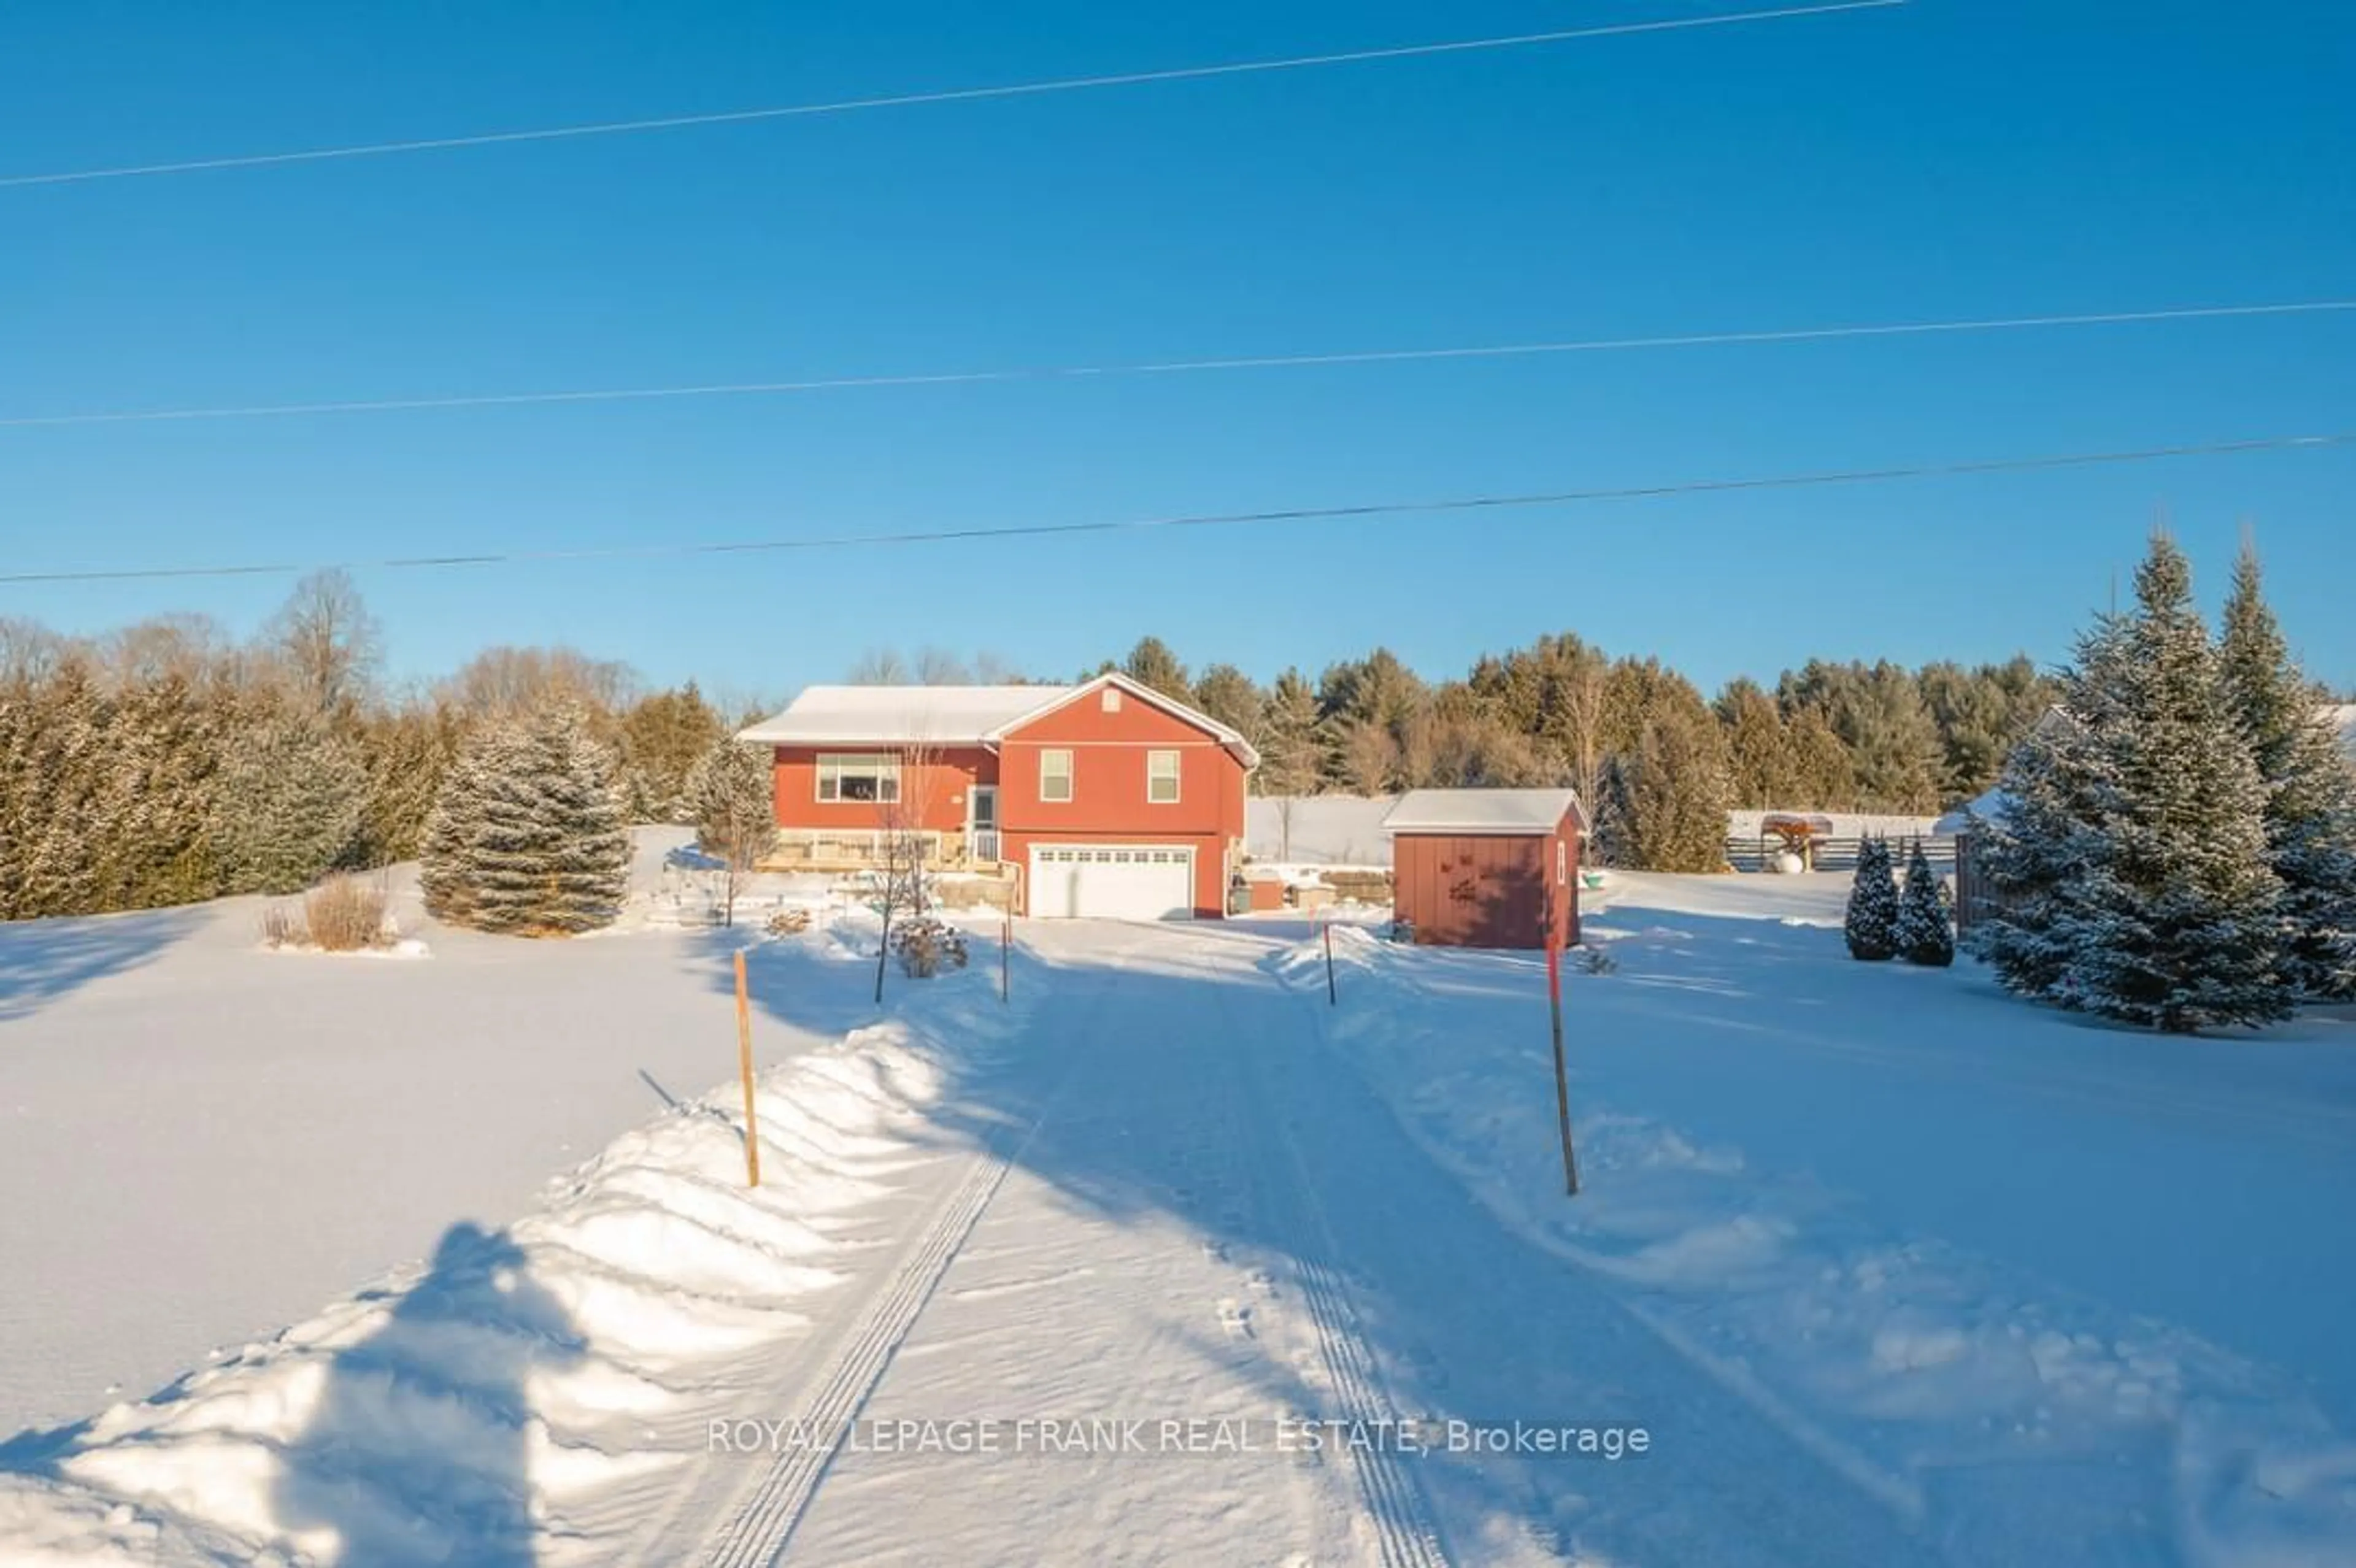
[212,702,368,894]
[2218,540,2356,999]
[1190,664,1265,744]
[422,704,632,935]
[1982,536,2286,1031]
[684,735,776,925]
[355,703,463,867]
[1783,704,1859,811]
[685,735,776,862]
[1256,669,1323,794]
[1844,837,1900,960]
[1895,840,1954,966]
[1594,704,1730,870]
[1121,637,1193,703]
[1831,662,1945,812]
[1966,698,2114,994]
[1715,678,1792,808]
[618,682,726,822]
[92,672,223,909]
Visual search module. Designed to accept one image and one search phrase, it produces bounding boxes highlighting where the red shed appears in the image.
[1382,789,1587,950]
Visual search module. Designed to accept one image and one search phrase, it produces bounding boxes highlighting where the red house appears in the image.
[1382,788,1587,949]
[737,674,1258,919]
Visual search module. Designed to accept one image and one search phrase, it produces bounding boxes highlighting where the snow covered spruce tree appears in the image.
[1979,534,2285,1031]
[684,734,776,926]
[2219,540,2356,1000]
[421,703,631,936]
[211,701,368,896]
[1844,836,1900,960]
[1896,840,1954,966]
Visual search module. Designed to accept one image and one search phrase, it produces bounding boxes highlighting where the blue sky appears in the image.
[3,1,2352,702]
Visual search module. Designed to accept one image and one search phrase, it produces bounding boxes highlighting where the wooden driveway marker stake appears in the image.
[1547,897,1580,1196]
[735,948,761,1189]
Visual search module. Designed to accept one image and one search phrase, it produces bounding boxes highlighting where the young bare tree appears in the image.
[871,731,940,1001]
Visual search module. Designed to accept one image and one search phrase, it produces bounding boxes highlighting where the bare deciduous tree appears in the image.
[914,647,971,685]
[847,648,910,685]
[268,569,383,714]
[442,645,637,717]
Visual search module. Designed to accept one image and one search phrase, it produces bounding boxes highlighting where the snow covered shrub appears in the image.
[421,704,631,936]
[304,874,391,951]
[891,917,968,978]
[1844,837,1900,960]
[1895,842,1954,967]
[765,907,812,937]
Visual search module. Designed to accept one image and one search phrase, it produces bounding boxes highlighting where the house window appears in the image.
[1040,749,1074,802]
[1557,840,1568,884]
[817,753,900,803]
[1102,687,1122,712]
[1147,749,1181,804]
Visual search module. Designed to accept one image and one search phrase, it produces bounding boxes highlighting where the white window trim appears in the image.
[816,752,902,804]
[1147,748,1181,804]
[1039,748,1074,803]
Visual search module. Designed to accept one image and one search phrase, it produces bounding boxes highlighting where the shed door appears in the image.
[1029,845,1195,920]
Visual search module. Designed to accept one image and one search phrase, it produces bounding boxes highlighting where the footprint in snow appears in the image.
[1218,1299,1255,1339]
[1245,1267,1278,1297]
[1202,1240,1230,1264]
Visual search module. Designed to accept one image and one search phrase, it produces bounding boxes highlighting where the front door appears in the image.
[969,786,1000,864]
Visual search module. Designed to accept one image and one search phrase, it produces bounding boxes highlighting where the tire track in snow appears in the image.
[693,1111,1047,1568]
[1203,969,1453,1568]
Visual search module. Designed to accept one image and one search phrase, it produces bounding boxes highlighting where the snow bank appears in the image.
[0,937,1025,1566]
[1269,920,2356,1565]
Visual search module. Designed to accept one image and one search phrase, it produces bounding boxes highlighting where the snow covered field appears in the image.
[6,865,2355,1564]
[0,832,850,1434]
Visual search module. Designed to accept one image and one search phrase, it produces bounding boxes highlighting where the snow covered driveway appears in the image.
[659,921,1943,1567]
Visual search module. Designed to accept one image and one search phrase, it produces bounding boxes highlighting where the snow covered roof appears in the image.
[1381,788,1587,837]
[739,685,1075,745]
[1932,786,2009,837]
[736,672,1261,766]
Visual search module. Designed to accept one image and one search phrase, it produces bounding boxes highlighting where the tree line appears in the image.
[1051,634,2057,872]
[1,573,2073,921]
[0,572,749,921]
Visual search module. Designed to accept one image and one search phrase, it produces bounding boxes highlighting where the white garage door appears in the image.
[1029,845,1196,921]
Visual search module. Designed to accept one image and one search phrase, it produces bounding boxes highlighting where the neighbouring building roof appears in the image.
[1931,786,2008,837]
[736,672,1261,766]
[1381,788,1588,837]
[739,685,1074,746]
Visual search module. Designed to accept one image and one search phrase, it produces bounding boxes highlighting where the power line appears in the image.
[6,298,2348,430]
[0,1,1905,191]
[4,429,2347,586]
